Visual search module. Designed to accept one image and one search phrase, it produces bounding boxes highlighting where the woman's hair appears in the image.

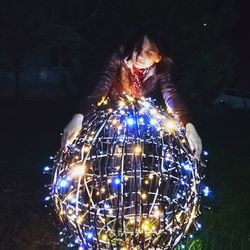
[122,26,173,73]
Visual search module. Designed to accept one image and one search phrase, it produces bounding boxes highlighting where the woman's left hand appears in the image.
[185,123,202,160]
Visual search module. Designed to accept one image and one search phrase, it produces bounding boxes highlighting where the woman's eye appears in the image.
[146,51,153,56]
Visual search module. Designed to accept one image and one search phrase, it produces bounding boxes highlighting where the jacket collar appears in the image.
[124,58,156,82]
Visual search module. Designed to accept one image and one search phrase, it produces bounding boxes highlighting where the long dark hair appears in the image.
[122,26,173,74]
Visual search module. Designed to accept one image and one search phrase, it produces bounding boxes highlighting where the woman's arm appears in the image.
[61,49,122,152]
[159,71,193,126]
[159,71,202,160]
[75,50,122,116]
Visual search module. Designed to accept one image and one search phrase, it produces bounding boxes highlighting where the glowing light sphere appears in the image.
[50,95,206,249]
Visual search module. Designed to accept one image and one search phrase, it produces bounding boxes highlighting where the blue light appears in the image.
[104,203,110,209]
[44,196,50,201]
[114,178,121,185]
[182,162,192,171]
[139,117,144,124]
[43,166,50,171]
[203,150,208,156]
[87,232,93,239]
[150,119,157,126]
[69,198,76,204]
[126,117,134,126]
[202,186,211,197]
[58,179,68,188]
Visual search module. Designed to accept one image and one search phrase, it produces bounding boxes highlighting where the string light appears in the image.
[47,95,207,249]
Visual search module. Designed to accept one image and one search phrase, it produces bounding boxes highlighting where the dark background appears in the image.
[0,0,249,249]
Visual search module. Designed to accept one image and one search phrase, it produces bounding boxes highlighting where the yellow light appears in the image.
[141,193,147,200]
[166,152,171,158]
[100,217,106,223]
[144,179,149,185]
[60,210,66,216]
[71,165,85,177]
[112,119,118,125]
[124,175,129,181]
[67,209,73,215]
[181,139,186,143]
[66,193,74,200]
[134,146,142,154]
[166,106,173,114]
[129,218,135,224]
[119,100,126,107]
[153,209,161,218]
[101,234,108,241]
[164,119,177,131]
[75,155,79,160]
[149,173,154,179]
[150,108,158,115]
[96,191,100,196]
[97,96,107,106]
[100,187,105,193]
[116,147,123,154]
[83,146,90,152]
[108,108,113,113]
[126,95,134,102]
[141,220,150,231]
[76,215,84,224]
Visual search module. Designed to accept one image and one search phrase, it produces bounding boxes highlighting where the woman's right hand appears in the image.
[60,114,84,152]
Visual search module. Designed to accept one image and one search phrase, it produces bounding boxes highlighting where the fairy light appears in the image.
[149,173,154,180]
[71,165,85,177]
[126,117,134,126]
[164,119,177,131]
[134,145,142,154]
[48,95,206,249]
[83,146,90,153]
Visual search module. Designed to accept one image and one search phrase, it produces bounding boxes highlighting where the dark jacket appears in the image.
[76,47,193,126]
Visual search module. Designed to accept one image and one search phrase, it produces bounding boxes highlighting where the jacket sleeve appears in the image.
[75,50,121,116]
[159,71,194,126]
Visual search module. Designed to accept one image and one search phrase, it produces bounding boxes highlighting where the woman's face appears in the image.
[132,36,161,69]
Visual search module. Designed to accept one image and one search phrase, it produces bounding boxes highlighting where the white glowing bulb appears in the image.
[71,165,85,177]
[164,119,176,131]
[134,146,142,154]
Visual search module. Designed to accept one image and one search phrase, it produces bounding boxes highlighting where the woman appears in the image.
[61,29,202,160]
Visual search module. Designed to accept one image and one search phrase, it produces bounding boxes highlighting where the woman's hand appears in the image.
[60,114,84,152]
[185,123,202,160]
